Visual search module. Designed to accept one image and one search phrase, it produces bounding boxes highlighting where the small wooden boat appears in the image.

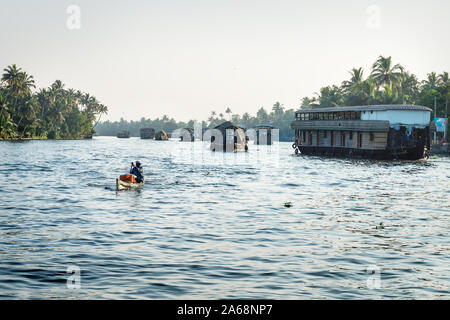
[116,178,144,191]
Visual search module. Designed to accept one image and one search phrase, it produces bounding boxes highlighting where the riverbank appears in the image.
[0,137,93,142]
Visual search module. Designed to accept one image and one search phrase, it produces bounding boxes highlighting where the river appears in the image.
[0,137,449,299]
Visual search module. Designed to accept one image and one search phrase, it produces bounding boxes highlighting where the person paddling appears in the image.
[130,161,144,183]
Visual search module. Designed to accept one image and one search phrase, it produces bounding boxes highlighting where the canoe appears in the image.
[116,178,144,191]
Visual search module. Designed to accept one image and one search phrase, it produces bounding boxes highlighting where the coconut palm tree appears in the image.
[342,67,364,92]
[438,72,449,118]
[438,72,449,93]
[93,104,108,128]
[371,56,404,91]
[421,72,439,90]
[0,65,34,118]
[225,107,232,121]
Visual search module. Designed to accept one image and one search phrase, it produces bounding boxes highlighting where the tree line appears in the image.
[0,65,108,140]
[96,56,449,141]
[4,56,447,141]
[95,104,296,141]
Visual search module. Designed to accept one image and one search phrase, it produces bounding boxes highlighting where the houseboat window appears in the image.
[333,113,338,120]
[338,112,344,120]
[305,114,309,121]
[356,112,361,119]
[344,112,350,120]
[324,130,328,138]
[313,113,319,120]
[316,131,320,145]
[319,113,324,120]
[349,131,353,140]
[370,133,375,141]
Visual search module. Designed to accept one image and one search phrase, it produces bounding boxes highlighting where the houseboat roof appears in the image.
[295,105,432,114]
[256,124,274,128]
[214,121,245,131]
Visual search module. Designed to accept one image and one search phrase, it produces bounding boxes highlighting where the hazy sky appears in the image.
[0,0,449,122]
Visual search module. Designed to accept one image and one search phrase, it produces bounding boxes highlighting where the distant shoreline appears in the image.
[0,137,93,142]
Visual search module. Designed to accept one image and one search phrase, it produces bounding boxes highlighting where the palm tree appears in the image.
[1,65,22,89]
[14,72,35,125]
[93,104,108,128]
[371,56,404,91]
[421,72,439,90]
[438,72,449,117]
[1,65,29,117]
[342,67,364,92]
[225,107,232,121]
[300,97,315,109]
[438,72,449,93]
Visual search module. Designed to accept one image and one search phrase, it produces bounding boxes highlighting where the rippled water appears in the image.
[0,137,449,299]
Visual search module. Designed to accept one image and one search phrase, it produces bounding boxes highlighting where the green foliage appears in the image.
[301,55,449,120]
[0,65,108,140]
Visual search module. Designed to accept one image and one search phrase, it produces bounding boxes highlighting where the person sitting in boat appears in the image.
[130,161,144,183]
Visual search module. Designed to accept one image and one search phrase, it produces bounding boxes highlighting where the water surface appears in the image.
[0,137,449,299]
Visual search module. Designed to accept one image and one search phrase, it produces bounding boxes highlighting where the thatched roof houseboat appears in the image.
[117,131,130,138]
[155,129,169,141]
[256,124,275,145]
[140,128,155,139]
[210,121,248,152]
[180,128,195,142]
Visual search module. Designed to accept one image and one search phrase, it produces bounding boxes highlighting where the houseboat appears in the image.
[210,121,248,152]
[256,124,275,145]
[155,129,169,141]
[117,131,130,139]
[180,128,195,142]
[140,128,155,139]
[291,105,432,160]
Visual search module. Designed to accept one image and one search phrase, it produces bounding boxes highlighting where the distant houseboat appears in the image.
[180,128,195,142]
[117,131,130,139]
[291,105,432,160]
[140,128,155,139]
[256,124,274,145]
[155,130,169,141]
[211,121,248,152]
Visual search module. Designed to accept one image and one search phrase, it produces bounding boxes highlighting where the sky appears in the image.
[0,0,449,122]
